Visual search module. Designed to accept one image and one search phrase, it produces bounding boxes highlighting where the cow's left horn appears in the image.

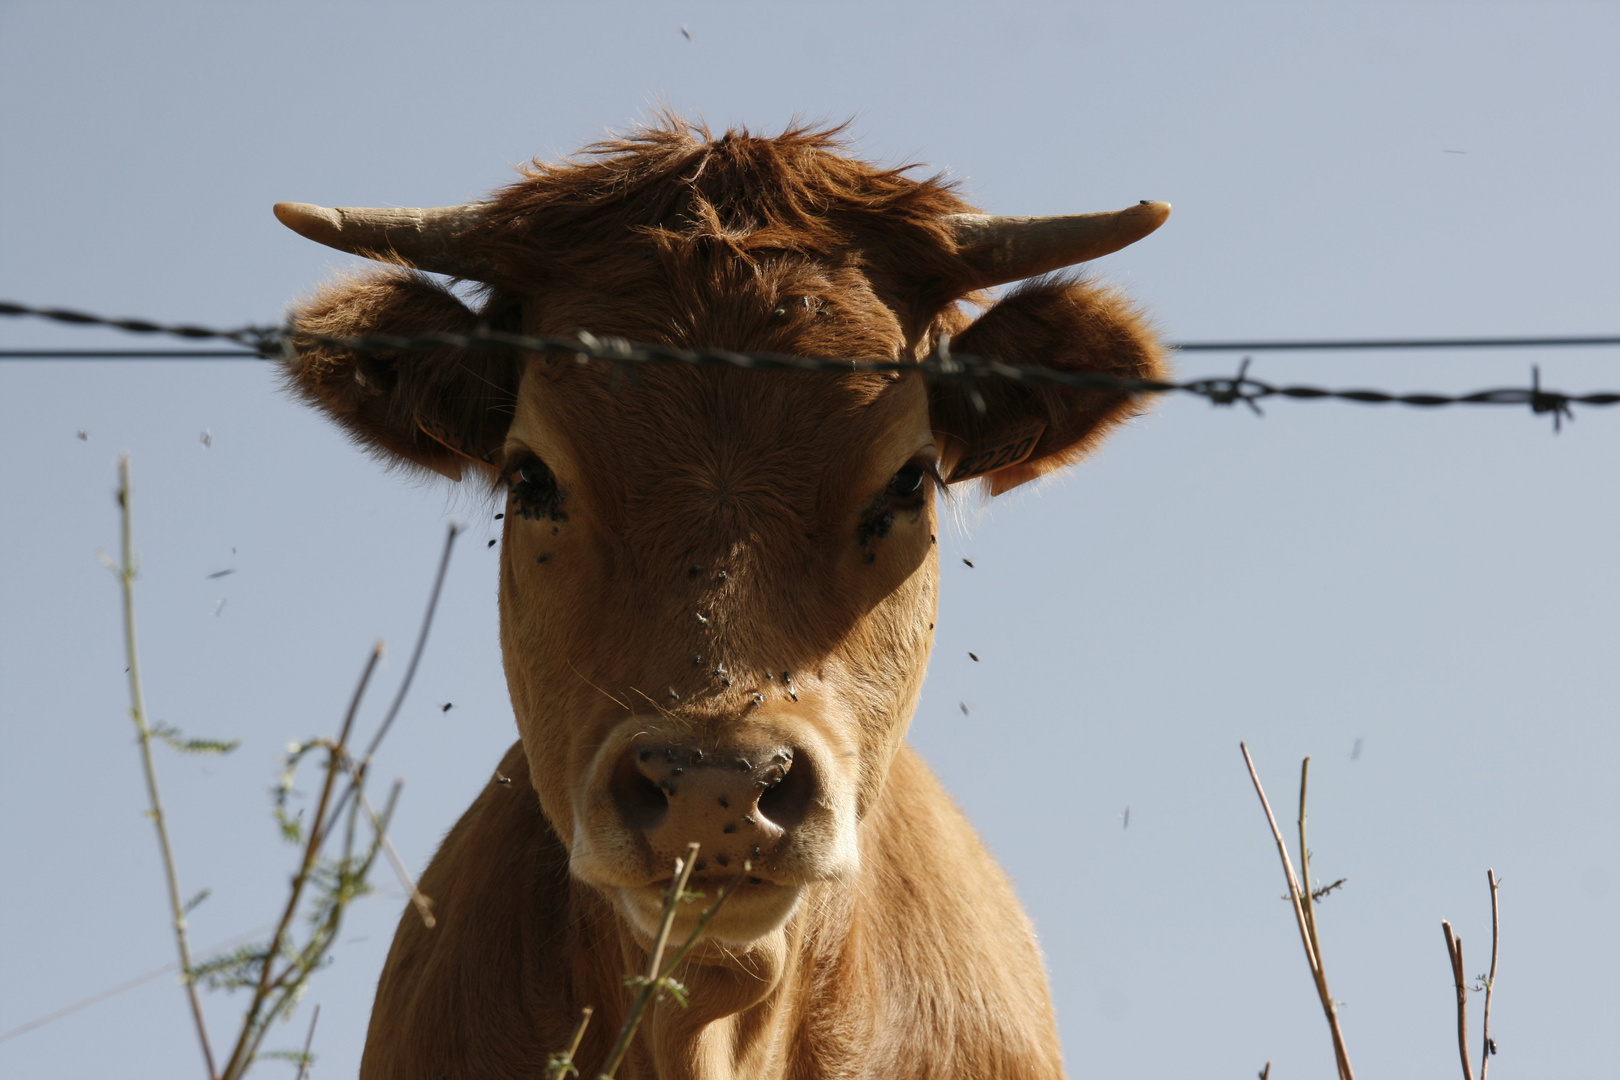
[273,202,495,281]
[944,201,1171,288]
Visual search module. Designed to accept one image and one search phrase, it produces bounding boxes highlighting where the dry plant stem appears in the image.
[360,782,435,928]
[1239,743,1354,1080]
[650,861,751,979]
[1442,920,1473,1080]
[219,642,383,1080]
[359,524,461,760]
[1295,758,1352,1080]
[549,1007,594,1080]
[598,843,701,1080]
[113,455,219,1080]
[319,521,461,839]
[294,1003,320,1080]
[567,1007,595,1059]
[1480,870,1500,1080]
[593,854,753,1080]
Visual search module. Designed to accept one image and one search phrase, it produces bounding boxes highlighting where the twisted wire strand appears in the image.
[4,300,1618,426]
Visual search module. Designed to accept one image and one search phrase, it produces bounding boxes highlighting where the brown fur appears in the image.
[281,118,1167,1079]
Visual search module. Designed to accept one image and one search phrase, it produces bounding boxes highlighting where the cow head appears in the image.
[277,122,1167,949]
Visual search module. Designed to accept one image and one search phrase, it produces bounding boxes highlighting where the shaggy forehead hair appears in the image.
[468,117,981,322]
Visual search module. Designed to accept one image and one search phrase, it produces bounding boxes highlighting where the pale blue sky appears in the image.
[2,2,1617,1077]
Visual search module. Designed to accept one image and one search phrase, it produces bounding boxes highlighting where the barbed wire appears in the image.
[4,299,1618,428]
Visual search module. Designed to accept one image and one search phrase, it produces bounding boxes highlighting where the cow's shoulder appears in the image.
[361,741,623,1078]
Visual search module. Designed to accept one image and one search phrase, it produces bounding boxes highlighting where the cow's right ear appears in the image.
[281,270,521,481]
[929,278,1167,496]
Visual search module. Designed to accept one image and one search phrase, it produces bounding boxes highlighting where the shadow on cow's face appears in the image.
[496,294,942,942]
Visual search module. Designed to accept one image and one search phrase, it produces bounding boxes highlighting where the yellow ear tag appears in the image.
[944,419,1048,484]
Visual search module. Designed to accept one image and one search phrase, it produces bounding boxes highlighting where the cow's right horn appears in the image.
[944,201,1171,288]
[273,202,495,281]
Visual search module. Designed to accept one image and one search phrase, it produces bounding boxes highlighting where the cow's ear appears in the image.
[929,279,1167,496]
[281,270,521,481]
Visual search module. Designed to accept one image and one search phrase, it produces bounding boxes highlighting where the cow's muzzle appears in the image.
[571,717,857,943]
[608,741,816,877]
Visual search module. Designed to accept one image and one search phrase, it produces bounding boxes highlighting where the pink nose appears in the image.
[609,743,815,874]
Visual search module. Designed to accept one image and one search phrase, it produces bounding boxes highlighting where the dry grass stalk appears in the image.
[1239,743,1355,1080]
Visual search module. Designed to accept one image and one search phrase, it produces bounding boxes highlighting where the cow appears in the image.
[274,118,1169,1080]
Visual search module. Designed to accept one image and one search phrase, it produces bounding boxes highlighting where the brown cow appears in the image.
[275,119,1168,1080]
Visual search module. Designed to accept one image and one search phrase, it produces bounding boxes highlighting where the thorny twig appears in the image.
[1240,744,1355,1080]
[110,455,219,1080]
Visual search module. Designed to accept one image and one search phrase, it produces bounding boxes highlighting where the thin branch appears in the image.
[1295,758,1352,1080]
[598,843,700,1080]
[113,455,219,1080]
[360,781,435,929]
[294,1003,320,1080]
[1299,756,1322,959]
[1479,870,1501,1080]
[547,1007,594,1080]
[594,848,752,1080]
[321,522,461,838]
[360,523,461,764]
[650,861,751,983]
[219,643,383,1080]
[1442,920,1474,1080]
[1240,743,1354,1080]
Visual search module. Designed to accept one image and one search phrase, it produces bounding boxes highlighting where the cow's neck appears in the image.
[573,879,853,1080]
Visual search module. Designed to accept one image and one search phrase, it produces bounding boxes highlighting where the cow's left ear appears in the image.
[929,279,1167,496]
[281,269,522,482]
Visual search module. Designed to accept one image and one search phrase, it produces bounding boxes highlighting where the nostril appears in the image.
[756,750,814,830]
[610,753,669,834]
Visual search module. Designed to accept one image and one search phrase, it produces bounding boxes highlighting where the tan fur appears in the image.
[281,118,1167,1079]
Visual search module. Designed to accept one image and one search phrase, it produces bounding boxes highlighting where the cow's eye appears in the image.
[505,457,568,522]
[885,462,929,510]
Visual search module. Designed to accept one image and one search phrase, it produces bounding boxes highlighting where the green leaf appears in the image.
[182,888,211,915]
[151,722,240,756]
[257,1048,315,1066]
